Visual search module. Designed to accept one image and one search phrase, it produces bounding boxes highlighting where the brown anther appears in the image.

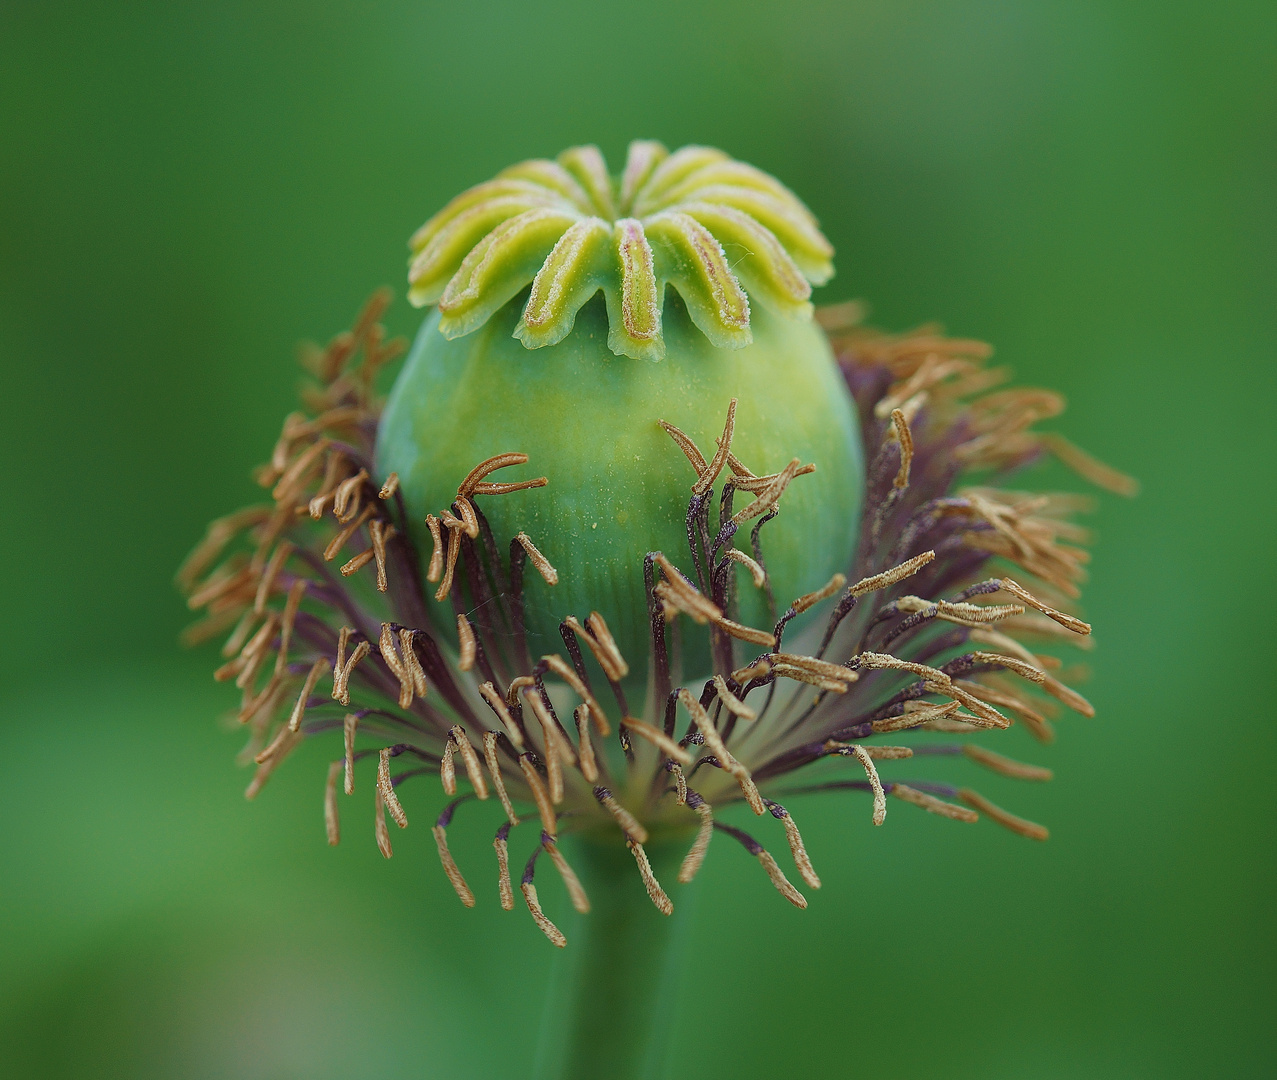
[891,783,979,822]
[458,452,531,496]
[857,652,951,686]
[772,652,858,682]
[715,616,778,647]
[523,690,571,803]
[456,615,477,671]
[483,731,519,825]
[731,457,806,524]
[1042,673,1095,717]
[584,612,629,679]
[505,675,537,709]
[712,674,757,720]
[731,659,771,683]
[343,713,357,794]
[792,572,847,614]
[933,682,1011,728]
[378,624,414,709]
[434,521,462,601]
[521,882,567,947]
[774,807,821,889]
[479,681,524,749]
[515,532,558,585]
[220,607,261,659]
[424,514,444,583]
[658,419,708,475]
[324,761,342,845]
[958,789,1049,840]
[332,640,370,706]
[758,849,807,908]
[287,656,331,731]
[340,548,375,577]
[369,519,395,591]
[470,478,550,496]
[871,700,960,733]
[518,754,557,837]
[725,548,767,588]
[1038,432,1139,497]
[378,472,399,499]
[186,563,254,611]
[273,438,331,502]
[178,505,270,590]
[954,679,1053,741]
[323,504,375,562]
[620,717,693,765]
[245,725,301,798]
[727,461,817,493]
[253,540,296,614]
[563,615,625,683]
[574,706,598,783]
[399,629,428,698]
[629,840,674,915]
[433,823,476,907]
[678,801,713,883]
[453,496,480,538]
[542,654,610,736]
[963,744,1053,781]
[679,689,764,814]
[377,748,408,828]
[332,468,369,520]
[594,788,648,844]
[692,398,737,496]
[543,838,590,914]
[440,737,457,795]
[274,578,309,676]
[849,745,886,825]
[889,407,914,489]
[374,783,393,858]
[998,577,1092,635]
[826,740,912,759]
[252,715,296,765]
[448,726,489,799]
[495,831,515,910]
[970,650,1046,683]
[849,550,936,597]
[669,761,689,805]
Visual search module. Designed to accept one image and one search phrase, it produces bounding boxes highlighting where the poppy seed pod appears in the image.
[378,142,863,686]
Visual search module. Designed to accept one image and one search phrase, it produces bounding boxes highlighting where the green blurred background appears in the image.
[2,1,1273,1076]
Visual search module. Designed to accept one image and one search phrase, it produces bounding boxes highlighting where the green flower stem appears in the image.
[533,838,696,1080]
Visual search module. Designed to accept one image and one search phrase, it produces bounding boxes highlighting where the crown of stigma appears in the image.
[407,142,836,361]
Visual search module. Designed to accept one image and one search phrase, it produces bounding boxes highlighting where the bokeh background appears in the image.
[2,1,1274,1077]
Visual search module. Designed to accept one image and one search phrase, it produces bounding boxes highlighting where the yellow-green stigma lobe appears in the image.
[407,141,835,361]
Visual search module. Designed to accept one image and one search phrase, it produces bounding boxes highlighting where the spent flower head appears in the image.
[181,141,1133,948]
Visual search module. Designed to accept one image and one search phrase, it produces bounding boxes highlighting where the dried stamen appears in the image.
[712,674,756,720]
[792,572,847,614]
[483,731,520,825]
[378,472,399,499]
[848,745,886,825]
[456,614,477,671]
[620,717,693,765]
[518,754,557,837]
[574,706,598,783]
[287,657,331,731]
[628,840,674,915]
[343,713,357,794]
[679,689,764,814]
[495,822,515,910]
[378,748,409,827]
[963,743,1053,781]
[594,787,649,843]
[332,639,370,707]
[515,532,559,585]
[424,514,445,582]
[324,760,342,845]
[889,407,914,489]
[543,835,591,913]
[959,789,1050,840]
[433,800,476,907]
[891,783,978,821]
[678,793,714,883]
[714,822,806,908]
[448,725,489,799]
[765,800,821,889]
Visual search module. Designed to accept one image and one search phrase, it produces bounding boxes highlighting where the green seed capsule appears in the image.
[376,142,864,695]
